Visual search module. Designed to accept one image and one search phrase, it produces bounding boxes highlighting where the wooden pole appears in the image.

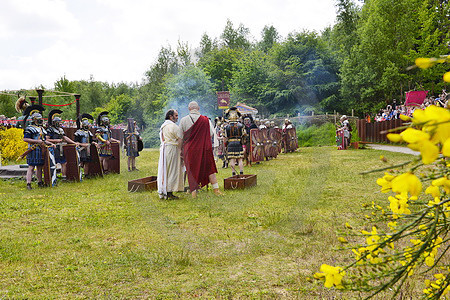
[36,89,44,106]
[74,94,81,118]
[29,97,36,105]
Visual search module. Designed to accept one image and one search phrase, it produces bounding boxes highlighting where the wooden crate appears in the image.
[128,176,157,192]
[224,174,257,190]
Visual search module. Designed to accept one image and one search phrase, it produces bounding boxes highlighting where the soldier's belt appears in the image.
[228,139,241,142]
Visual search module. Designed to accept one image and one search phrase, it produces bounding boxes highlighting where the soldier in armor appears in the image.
[224,107,245,176]
[123,119,142,172]
[95,111,120,173]
[243,115,257,166]
[214,117,227,168]
[46,109,77,178]
[22,105,55,190]
[74,113,96,176]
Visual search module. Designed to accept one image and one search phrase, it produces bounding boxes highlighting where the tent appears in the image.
[405,90,428,106]
[236,102,258,118]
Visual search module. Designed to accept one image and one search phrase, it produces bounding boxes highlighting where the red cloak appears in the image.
[183,115,217,192]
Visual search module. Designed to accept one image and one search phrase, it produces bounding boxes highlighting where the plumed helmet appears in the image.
[23,104,45,127]
[15,96,29,113]
[225,107,241,121]
[48,109,63,126]
[97,111,109,126]
[77,113,94,129]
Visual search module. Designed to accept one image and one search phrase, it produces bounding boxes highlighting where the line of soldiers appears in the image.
[214,109,298,176]
[16,99,137,189]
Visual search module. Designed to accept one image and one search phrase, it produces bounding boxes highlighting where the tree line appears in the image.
[1,0,448,147]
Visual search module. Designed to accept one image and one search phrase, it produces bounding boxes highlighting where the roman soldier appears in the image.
[74,113,95,176]
[242,115,257,166]
[214,117,227,168]
[22,105,54,189]
[95,111,119,173]
[123,118,142,171]
[224,107,245,176]
[46,109,76,178]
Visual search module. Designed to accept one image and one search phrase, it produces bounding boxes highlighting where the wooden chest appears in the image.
[128,176,157,192]
[224,174,257,190]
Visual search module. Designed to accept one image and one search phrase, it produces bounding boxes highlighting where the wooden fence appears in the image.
[357,119,404,143]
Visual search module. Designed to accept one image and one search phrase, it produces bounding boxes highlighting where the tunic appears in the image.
[96,126,112,156]
[74,129,93,162]
[157,120,184,197]
[124,129,140,157]
[23,125,46,166]
[47,126,66,164]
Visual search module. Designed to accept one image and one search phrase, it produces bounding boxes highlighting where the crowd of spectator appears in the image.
[372,89,448,122]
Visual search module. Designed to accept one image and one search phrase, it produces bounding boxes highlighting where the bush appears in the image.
[0,128,27,163]
[297,123,337,147]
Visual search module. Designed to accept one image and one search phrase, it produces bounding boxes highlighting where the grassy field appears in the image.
[0,147,416,298]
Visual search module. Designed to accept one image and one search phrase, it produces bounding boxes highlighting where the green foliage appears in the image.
[0,95,17,118]
[198,47,242,91]
[162,66,217,117]
[296,123,337,147]
[220,19,251,50]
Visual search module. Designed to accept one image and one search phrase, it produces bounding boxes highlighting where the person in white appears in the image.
[157,109,184,199]
[340,115,351,149]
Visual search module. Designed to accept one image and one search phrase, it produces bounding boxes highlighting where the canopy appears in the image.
[236,102,258,117]
[405,90,428,106]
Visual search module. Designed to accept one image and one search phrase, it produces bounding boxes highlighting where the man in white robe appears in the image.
[158,109,184,199]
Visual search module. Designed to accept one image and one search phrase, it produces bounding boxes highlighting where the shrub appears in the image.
[297,123,337,147]
[0,128,27,163]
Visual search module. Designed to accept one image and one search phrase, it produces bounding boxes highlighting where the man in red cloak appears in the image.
[180,101,222,198]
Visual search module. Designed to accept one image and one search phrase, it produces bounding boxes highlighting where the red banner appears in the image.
[405,90,428,106]
[217,91,230,109]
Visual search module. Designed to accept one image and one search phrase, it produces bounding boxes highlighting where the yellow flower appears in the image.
[315,264,345,288]
[425,185,440,198]
[387,133,402,143]
[400,114,411,122]
[400,127,440,164]
[389,194,411,218]
[391,172,422,197]
[444,71,450,82]
[388,221,397,231]
[345,222,352,229]
[338,237,348,243]
[413,106,450,145]
[377,172,395,193]
[432,177,450,194]
[415,57,435,69]
[442,138,450,157]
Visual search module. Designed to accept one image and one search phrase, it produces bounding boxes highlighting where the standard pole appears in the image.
[36,89,44,106]
[74,94,81,118]
[29,97,36,105]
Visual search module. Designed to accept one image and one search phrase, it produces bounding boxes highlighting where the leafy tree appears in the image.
[220,19,252,50]
[162,66,218,118]
[105,94,133,124]
[198,47,242,91]
[258,25,280,53]
[196,33,218,59]
[266,31,340,115]
[230,50,272,110]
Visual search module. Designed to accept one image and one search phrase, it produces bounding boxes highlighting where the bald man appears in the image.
[180,101,222,198]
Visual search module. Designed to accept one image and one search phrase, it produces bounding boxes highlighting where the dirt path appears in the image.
[367,144,419,156]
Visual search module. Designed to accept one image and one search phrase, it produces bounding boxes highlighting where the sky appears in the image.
[0,0,341,91]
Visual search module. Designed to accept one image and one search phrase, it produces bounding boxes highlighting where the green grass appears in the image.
[296,123,337,147]
[0,147,416,298]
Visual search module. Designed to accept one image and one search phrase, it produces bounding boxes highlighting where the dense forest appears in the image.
[1,0,448,147]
